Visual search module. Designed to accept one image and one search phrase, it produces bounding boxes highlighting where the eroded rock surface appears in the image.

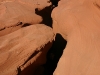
[52,0,100,75]
[0,0,51,36]
[1,0,100,75]
[0,0,55,75]
[0,24,54,75]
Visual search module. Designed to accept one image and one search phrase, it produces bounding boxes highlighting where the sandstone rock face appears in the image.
[0,24,54,75]
[52,0,100,75]
[0,0,55,75]
[0,0,51,36]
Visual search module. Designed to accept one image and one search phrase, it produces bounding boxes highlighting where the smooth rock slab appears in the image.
[52,0,100,75]
[0,0,51,36]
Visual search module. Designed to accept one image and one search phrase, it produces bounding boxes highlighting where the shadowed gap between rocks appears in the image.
[35,5,53,27]
[34,0,65,75]
[19,0,63,75]
[35,0,60,27]
[20,34,67,75]
[18,42,52,75]
[22,23,31,27]
[43,33,67,75]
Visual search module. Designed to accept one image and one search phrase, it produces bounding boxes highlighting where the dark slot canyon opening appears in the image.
[43,34,67,75]
[34,0,66,75]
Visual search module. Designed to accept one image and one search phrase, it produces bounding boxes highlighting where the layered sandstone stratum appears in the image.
[0,0,100,75]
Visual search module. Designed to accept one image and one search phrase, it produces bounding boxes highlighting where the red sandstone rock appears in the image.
[0,0,51,36]
[0,24,54,75]
[52,0,100,75]
[0,0,54,75]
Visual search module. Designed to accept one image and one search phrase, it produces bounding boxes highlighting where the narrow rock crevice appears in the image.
[35,5,53,27]
[0,27,5,31]
[19,42,53,75]
[17,67,21,75]
[21,23,31,27]
[43,34,67,75]
[0,22,32,37]
[0,22,32,32]
[34,0,66,75]
[35,0,60,27]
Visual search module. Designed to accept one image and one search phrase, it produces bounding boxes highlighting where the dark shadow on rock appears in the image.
[35,5,53,27]
[50,0,60,7]
[19,42,52,75]
[43,33,67,75]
